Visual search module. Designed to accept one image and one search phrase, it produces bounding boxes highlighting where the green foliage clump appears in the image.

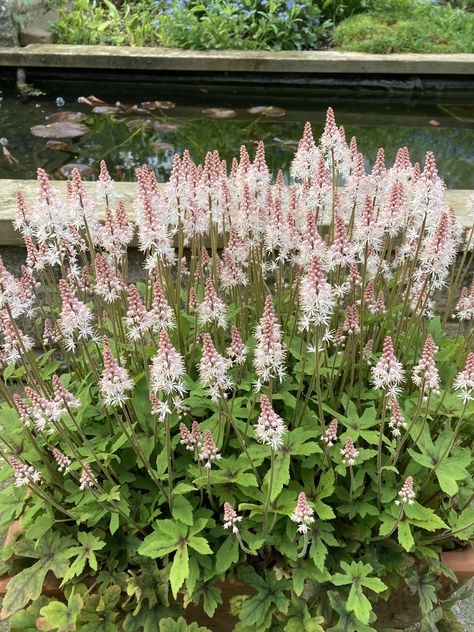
[151,0,329,51]
[51,0,160,46]
[333,3,474,53]
[50,0,331,50]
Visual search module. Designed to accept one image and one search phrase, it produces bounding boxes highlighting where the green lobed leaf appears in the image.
[170,545,189,598]
[347,584,372,625]
[187,536,212,555]
[36,594,83,631]
[315,469,335,500]
[215,536,239,574]
[398,520,415,552]
[172,495,194,526]
[1,566,46,619]
[264,453,290,501]
[159,617,211,632]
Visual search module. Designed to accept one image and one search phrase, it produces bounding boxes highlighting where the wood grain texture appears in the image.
[0,45,473,74]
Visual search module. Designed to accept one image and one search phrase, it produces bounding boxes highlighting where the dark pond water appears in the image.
[0,77,473,187]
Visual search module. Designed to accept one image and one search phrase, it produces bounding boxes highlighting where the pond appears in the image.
[0,74,473,187]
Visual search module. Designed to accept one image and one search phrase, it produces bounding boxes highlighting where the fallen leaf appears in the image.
[48,111,87,123]
[273,136,298,146]
[77,95,106,106]
[152,122,181,132]
[92,106,120,114]
[248,106,286,118]
[142,100,175,110]
[115,102,147,114]
[31,122,89,139]
[58,163,97,177]
[153,142,174,151]
[2,146,19,165]
[45,140,74,151]
[202,108,237,119]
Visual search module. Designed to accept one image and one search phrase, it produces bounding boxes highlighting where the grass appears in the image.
[333,4,474,53]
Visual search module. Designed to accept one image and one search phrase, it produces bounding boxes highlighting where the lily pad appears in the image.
[247,106,286,118]
[58,164,97,177]
[142,100,175,110]
[202,108,237,119]
[31,122,89,139]
[48,111,87,123]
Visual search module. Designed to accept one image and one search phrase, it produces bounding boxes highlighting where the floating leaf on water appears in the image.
[58,164,97,177]
[126,119,153,130]
[273,136,298,146]
[153,142,175,152]
[92,106,120,115]
[115,102,148,115]
[247,106,286,118]
[142,100,175,110]
[78,95,106,106]
[2,146,19,165]
[48,111,88,123]
[152,122,180,132]
[202,108,237,119]
[31,122,90,139]
[45,140,74,152]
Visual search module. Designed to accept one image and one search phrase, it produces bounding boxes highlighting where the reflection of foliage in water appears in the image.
[0,97,473,187]
[72,113,474,188]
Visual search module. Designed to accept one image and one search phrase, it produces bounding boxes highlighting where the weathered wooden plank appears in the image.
[0,179,472,246]
[0,45,473,75]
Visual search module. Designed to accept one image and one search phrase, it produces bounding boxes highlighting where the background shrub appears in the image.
[333,2,474,53]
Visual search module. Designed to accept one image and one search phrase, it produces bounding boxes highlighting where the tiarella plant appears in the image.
[0,108,473,631]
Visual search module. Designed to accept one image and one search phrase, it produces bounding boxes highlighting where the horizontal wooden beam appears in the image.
[0,45,473,75]
[0,179,472,246]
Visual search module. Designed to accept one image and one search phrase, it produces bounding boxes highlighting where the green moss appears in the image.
[333,5,474,53]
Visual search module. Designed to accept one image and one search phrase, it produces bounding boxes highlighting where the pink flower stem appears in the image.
[371,506,404,541]
[349,464,355,504]
[297,530,310,559]
[408,390,432,450]
[110,405,169,503]
[442,224,474,328]
[236,532,252,555]
[207,468,216,511]
[377,392,387,511]
[423,400,468,488]
[263,447,275,536]
[391,387,425,465]
[221,395,261,485]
